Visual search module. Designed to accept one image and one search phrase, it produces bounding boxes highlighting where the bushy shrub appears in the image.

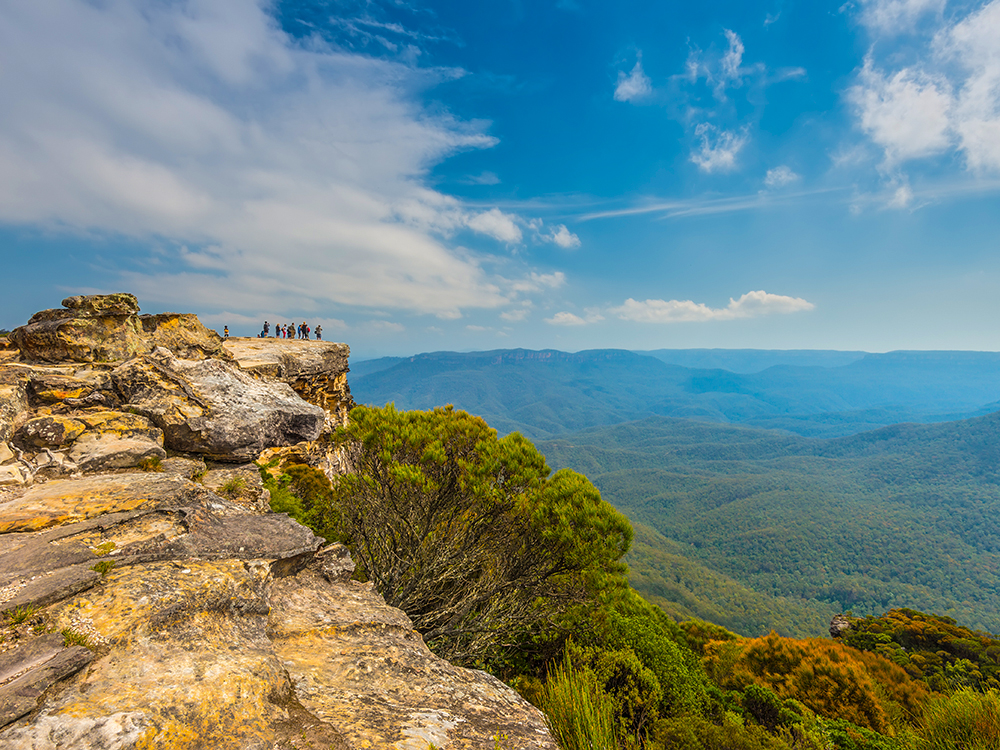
[917,688,1000,750]
[541,648,624,750]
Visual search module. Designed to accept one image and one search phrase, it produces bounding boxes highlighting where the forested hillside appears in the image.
[351,348,1000,438]
[539,412,1000,637]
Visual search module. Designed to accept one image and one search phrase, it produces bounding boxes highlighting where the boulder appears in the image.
[14,415,87,449]
[0,382,29,443]
[0,465,24,486]
[67,434,166,473]
[140,313,228,360]
[0,442,13,464]
[9,295,226,364]
[112,348,325,462]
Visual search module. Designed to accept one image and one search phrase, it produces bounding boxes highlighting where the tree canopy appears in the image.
[319,403,634,664]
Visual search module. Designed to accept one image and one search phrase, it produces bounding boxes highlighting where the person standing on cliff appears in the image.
[263,321,269,337]
[223,326,229,338]
[315,324,322,340]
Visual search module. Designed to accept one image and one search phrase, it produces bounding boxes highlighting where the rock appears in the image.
[140,313,228,360]
[26,370,116,406]
[0,634,94,730]
[0,383,29,443]
[201,465,269,513]
[269,563,557,750]
[9,295,225,364]
[14,415,87,449]
[0,466,24,486]
[61,293,139,316]
[830,613,852,638]
[316,543,355,584]
[0,443,13,464]
[159,456,207,479]
[112,348,325,462]
[67,434,166,473]
[10,304,150,364]
[223,339,353,426]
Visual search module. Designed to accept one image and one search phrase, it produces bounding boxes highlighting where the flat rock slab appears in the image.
[270,566,557,750]
[0,633,93,730]
[223,339,349,381]
[0,474,202,533]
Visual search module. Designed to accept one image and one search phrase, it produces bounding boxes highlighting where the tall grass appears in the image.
[541,648,620,750]
[918,688,1000,750]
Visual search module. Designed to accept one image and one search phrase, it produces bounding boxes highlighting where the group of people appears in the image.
[258,321,322,340]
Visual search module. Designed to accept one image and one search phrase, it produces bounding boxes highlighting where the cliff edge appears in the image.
[0,295,555,750]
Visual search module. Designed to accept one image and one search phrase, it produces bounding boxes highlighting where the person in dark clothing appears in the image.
[263,321,269,337]
[223,326,229,338]
[315,325,322,340]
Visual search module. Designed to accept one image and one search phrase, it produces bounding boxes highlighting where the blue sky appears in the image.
[1,0,999,359]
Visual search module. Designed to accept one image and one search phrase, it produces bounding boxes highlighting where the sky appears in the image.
[1,0,999,359]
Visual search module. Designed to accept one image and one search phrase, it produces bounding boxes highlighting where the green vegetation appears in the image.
[62,628,93,649]
[267,403,1000,749]
[138,455,163,472]
[838,609,1000,692]
[91,560,115,577]
[538,413,1000,636]
[219,476,248,499]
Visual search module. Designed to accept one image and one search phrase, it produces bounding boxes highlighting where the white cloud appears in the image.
[510,272,567,293]
[850,58,952,164]
[888,182,914,208]
[463,171,501,185]
[721,30,745,81]
[466,208,523,243]
[849,1,1000,174]
[858,0,946,34]
[0,0,566,318]
[545,224,581,249]
[690,124,748,173]
[500,308,530,322]
[614,59,653,102]
[610,291,814,323]
[546,312,588,326]
[938,0,1000,171]
[764,165,800,187]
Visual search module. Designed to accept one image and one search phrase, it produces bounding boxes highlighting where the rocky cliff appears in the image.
[0,296,556,750]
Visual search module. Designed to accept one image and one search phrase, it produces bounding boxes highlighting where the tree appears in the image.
[322,403,634,664]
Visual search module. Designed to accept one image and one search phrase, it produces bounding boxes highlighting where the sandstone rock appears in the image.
[0,383,29,443]
[270,563,557,750]
[140,313,228,360]
[10,308,150,364]
[62,293,139,316]
[14,415,87,449]
[159,456,207,479]
[113,348,325,462]
[201,464,269,513]
[68,434,166,473]
[27,370,116,406]
[0,443,12,464]
[223,339,353,426]
[830,613,852,638]
[0,634,94,730]
[0,466,24,487]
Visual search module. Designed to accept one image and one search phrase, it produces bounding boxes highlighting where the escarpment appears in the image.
[0,295,556,750]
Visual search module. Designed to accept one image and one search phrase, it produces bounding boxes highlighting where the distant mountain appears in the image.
[539,411,1000,637]
[639,348,866,373]
[350,348,1000,439]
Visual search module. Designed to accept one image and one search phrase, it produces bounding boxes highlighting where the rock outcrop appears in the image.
[0,295,556,749]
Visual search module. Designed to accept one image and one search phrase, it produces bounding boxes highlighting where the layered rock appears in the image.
[0,295,556,749]
[9,294,226,364]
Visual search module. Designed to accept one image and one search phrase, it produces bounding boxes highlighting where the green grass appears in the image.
[91,560,115,577]
[541,649,625,750]
[3,604,38,626]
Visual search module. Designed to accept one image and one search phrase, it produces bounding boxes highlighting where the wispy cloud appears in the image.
[610,291,815,323]
[857,0,946,34]
[764,165,801,188]
[690,124,748,172]
[0,0,566,320]
[614,57,653,102]
[545,309,605,326]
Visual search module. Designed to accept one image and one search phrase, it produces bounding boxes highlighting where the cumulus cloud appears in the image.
[614,59,653,102]
[0,0,567,318]
[850,58,952,164]
[500,307,531,322]
[466,208,523,243]
[545,224,581,249]
[546,312,587,326]
[849,0,1000,174]
[764,165,800,187]
[610,291,814,323]
[690,124,748,172]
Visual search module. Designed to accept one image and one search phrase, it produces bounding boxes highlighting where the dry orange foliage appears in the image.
[704,631,930,734]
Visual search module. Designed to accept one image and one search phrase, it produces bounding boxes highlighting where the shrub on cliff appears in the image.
[320,403,634,665]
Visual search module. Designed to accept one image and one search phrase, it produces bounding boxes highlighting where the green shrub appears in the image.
[541,648,623,750]
[917,688,1000,750]
[138,455,163,472]
[91,560,115,577]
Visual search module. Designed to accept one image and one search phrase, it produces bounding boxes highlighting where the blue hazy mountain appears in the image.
[350,348,1000,439]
